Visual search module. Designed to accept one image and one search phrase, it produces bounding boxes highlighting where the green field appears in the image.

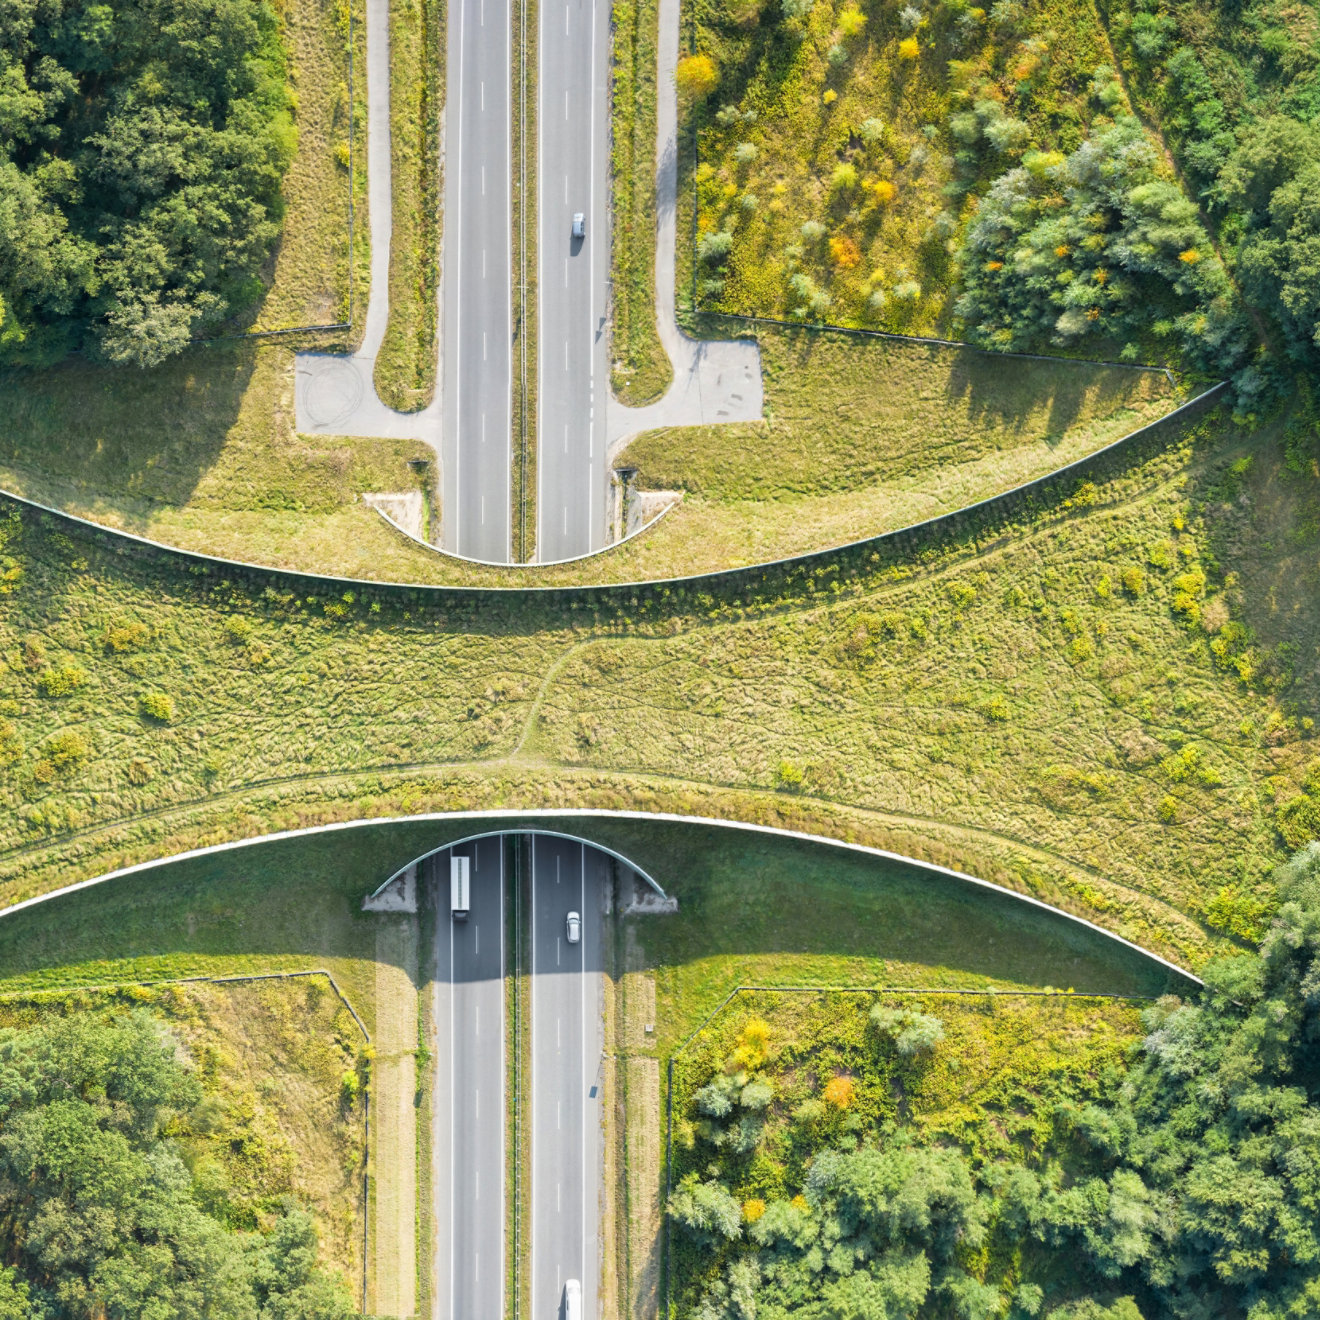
[0,322,1178,587]
[1,399,1316,965]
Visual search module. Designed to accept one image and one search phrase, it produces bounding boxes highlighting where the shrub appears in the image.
[734,142,758,165]
[838,4,865,36]
[823,1075,855,1108]
[800,220,827,243]
[871,1003,945,1055]
[898,36,920,59]
[40,730,90,773]
[139,692,176,724]
[1121,566,1146,596]
[774,758,806,790]
[730,1018,772,1070]
[831,163,859,191]
[223,616,255,645]
[676,54,719,103]
[36,664,87,698]
[669,1177,743,1244]
[859,117,886,145]
[743,1198,766,1222]
[104,622,151,653]
[698,230,734,264]
[871,179,896,204]
[829,235,862,269]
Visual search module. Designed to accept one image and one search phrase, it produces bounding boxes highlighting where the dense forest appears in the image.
[0,1011,358,1319]
[669,843,1320,1319]
[0,0,294,368]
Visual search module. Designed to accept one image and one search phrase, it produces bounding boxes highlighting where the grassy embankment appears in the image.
[0,403,1316,963]
[614,331,1175,572]
[679,0,1135,332]
[0,977,368,1293]
[0,330,1174,585]
[374,0,444,410]
[0,0,438,576]
[611,0,671,405]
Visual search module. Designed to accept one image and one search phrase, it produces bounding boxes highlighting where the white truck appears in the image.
[564,1279,582,1320]
[450,854,470,921]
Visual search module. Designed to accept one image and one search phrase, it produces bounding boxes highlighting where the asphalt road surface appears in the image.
[441,0,513,562]
[529,836,607,1317]
[536,0,611,562]
[432,837,506,1319]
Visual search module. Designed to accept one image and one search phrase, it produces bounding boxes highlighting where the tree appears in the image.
[0,1010,358,1320]
[0,0,294,367]
[669,1176,743,1245]
[1218,117,1320,367]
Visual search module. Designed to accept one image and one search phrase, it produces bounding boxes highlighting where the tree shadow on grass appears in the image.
[0,815,1184,998]
[943,345,1166,447]
[1188,408,1320,713]
[0,341,261,530]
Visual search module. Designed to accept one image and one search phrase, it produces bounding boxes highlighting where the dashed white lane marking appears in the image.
[484,331,488,361]
[481,495,486,525]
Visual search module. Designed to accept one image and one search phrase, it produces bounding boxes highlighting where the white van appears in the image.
[564,1279,582,1320]
[450,854,470,921]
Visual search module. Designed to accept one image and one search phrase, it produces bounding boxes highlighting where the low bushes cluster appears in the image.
[683,0,1122,333]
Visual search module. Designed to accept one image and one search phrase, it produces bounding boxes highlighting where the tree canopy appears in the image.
[0,1010,358,1320]
[955,106,1250,380]
[0,0,294,368]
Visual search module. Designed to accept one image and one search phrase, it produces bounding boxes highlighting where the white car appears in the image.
[571,212,585,239]
[566,911,581,944]
[565,1279,582,1320]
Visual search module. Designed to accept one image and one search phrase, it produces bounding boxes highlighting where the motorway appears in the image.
[529,836,606,1318]
[440,0,513,562]
[536,0,611,561]
[431,837,505,1319]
